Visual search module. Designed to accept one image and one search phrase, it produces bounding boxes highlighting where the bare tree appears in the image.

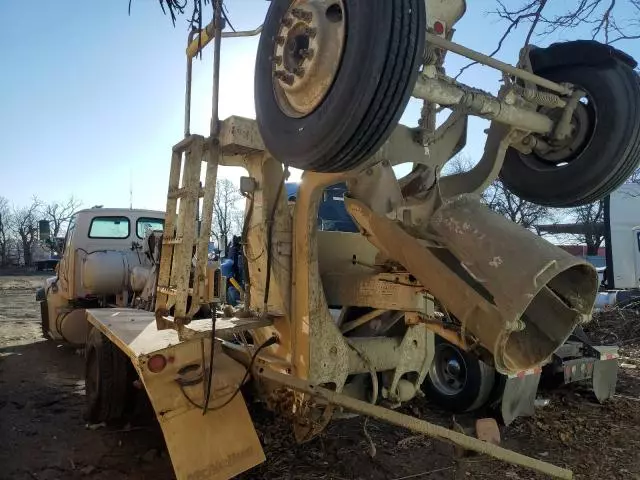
[42,196,82,240]
[501,0,638,43]
[568,200,605,255]
[457,0,639,78]
[443,155,555,229]
[211,178,243,248]
[133,0,231,35]
[487,181,555,229]
[0,197,11,266]
[11,198,41,267]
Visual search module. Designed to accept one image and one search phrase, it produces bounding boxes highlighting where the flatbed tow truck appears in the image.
[39,1,640,479]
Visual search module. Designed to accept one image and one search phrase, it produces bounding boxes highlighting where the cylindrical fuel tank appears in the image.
[130,265,152,293]
[82,251,130,295]
[56,308,88,345]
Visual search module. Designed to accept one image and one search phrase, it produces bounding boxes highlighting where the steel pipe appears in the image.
[187,22,263,58]
[425,32,572,96]
[413,75,555,134]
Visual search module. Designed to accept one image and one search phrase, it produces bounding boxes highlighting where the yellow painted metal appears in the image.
[186,22,263,58]
[85,308,266,480]
[229,277,244,295]
[155,135,220,330]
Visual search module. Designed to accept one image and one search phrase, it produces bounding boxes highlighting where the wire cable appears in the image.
[178,335,278,412]
[202,308,217,414]
[263,165,289,311]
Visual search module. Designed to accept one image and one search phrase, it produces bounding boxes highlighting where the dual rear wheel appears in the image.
[84,327,152,424]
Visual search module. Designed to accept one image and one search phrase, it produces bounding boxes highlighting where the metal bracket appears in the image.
[382,324,435,404]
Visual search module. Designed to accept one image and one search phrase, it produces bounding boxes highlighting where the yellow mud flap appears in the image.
[86,308,265,480]
[157,396,262,479]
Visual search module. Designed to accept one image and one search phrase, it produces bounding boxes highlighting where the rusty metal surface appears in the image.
[218,116,265,155]
[429,195,598,372]
[345,194,598,374]
[381,324,434,404]
[272,0,345,117]
[413,74,555,134]
[322,272,429,312]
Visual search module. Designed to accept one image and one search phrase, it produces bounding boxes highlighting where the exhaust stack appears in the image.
[346,194,598,374]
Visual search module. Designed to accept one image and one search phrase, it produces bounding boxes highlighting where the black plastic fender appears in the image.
[529,40,638,74]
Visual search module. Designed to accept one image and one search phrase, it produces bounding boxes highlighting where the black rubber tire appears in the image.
[422,336,496,413]
[84,326,131,424]
[40,300,50,340]
[500,55,640,207]
[255,0,425,172]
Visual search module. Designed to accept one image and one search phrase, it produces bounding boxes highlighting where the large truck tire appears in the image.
[84,326,132,424]
[255,0,425,172]
[37,288,50,340]
[422,336,496,413]
[500,41,640,207]
[40,302,50,340]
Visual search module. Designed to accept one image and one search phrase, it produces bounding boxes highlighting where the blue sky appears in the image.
[1,1,638,212]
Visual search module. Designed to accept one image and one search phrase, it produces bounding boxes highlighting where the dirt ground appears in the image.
[1,273,639,480]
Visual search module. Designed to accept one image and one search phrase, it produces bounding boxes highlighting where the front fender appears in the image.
[529,40,637,74]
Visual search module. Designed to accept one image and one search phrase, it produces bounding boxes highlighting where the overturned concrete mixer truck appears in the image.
[36,0,640,478]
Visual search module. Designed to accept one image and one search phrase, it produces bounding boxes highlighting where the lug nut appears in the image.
[299,48,314,60]
[275,35,285,45]
[291,8,313,22]
[282,16,293,27]
[274,70,294,85]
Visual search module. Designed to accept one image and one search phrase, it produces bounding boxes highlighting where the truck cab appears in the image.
[604,183,640,291]
[37,208,164,344]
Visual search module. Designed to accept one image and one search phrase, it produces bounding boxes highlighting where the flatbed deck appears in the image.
[85,307,273,359]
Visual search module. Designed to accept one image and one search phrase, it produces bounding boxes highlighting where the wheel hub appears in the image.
[431,345,467,396]
[272,0,345,117]
[534,100,593,165]
[445,358,462,377]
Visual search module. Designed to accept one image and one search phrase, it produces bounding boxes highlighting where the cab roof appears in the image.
[75,207,165,217]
